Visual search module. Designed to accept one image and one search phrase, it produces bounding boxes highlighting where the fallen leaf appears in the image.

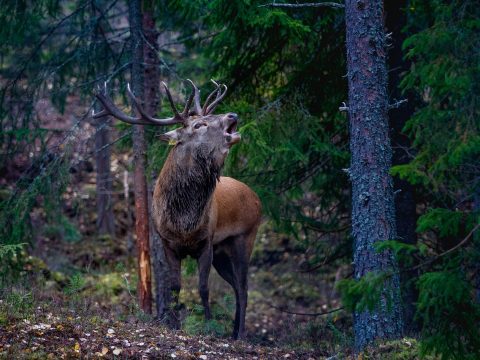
[113,348,122,355]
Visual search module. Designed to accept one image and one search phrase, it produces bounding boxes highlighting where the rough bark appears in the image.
[142,4,171,320]
[128,0,152,314]
[345,0,404,350]
[385,0,419,333]
[94,100,115,236]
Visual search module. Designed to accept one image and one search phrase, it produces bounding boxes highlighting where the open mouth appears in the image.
[225,120,241,145]
[226,121,237,134]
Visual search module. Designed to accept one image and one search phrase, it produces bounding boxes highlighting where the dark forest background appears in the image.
[0,0,479,358]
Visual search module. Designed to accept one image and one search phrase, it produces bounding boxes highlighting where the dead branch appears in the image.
[259,2,345,9]
[265,301,344,316]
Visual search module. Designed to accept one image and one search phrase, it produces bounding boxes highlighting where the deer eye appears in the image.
[194,122,206,129]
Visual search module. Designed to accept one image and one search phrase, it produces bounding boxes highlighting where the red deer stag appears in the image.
[93,80,261,339]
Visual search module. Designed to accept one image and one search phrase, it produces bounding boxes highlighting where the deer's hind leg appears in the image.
[213,228,257,339]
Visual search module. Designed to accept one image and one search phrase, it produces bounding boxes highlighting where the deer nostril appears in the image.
[227,113,238,121]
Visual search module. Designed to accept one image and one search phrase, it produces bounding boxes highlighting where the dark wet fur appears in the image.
[160,147,220,232]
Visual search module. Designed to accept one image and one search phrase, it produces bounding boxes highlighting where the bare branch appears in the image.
[259,2,345,9]
[388,98,408,110]
[265,301,344,316]
[407,222,480,272]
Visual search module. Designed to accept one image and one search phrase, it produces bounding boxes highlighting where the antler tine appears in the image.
[181,81,195,118]
[201,79,221,115]
[128,83,185,125]
[205,84,228,115]
[161,82,183,120]
[186,79,203,116]
[93,86,147,124]
[93,83,185,126]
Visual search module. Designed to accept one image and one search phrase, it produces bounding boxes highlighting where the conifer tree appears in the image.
[344,0,403,349]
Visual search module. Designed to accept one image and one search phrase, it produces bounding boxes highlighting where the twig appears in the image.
[388,98,408,110]
[339,102,348,112]
[266,301,344,316]
[259,2,345,9]
[407,222,480,272]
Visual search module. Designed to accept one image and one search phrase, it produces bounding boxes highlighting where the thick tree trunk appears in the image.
[345,0,404,350]
[128,0,152,314]
[385,0,419,333]
[95,114,115,236]
[142,5,171,320]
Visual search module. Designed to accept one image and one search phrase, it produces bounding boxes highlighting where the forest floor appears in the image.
[0,309,319,359]
[0,217,352,359]
[0,227,347,359]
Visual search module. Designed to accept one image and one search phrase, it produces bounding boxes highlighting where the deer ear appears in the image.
[158,129,181,145]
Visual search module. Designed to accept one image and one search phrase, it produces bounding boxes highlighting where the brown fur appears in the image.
[152,143,261,340]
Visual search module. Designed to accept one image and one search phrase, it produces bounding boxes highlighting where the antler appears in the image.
[204,80,228,115]
[185,79,228,116]
[92,82,186,126]
[93,79,228,124]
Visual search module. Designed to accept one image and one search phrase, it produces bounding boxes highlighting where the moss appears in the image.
[94,273,125,297]
[361,338,436,360]
[0,189,11,201]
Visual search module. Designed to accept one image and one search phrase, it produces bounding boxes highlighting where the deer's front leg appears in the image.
[164,245,182,329]
[197,242,213,320]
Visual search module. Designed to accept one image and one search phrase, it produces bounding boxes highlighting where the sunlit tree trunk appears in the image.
[142,2,171,320]
[345,0,404,350]
[128,0,152,314]
[385,0,418,333]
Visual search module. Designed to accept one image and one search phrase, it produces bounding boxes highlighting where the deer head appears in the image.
[93,79,240,167]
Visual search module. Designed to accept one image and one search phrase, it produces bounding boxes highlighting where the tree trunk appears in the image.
[345,0,404,350]
[95,114,115,236]
[128,0,152,314]
[474,185,480,303]
[92,1,115,237]
[385,0,419,333]
[142,4,171,320]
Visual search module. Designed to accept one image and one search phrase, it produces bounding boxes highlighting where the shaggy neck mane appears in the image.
[159,146,220,233]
